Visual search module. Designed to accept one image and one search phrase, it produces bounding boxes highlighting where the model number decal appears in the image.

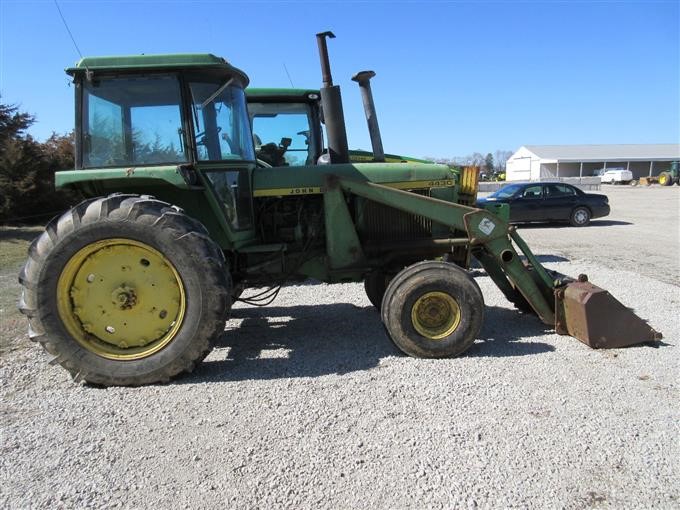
[427,179,454,187]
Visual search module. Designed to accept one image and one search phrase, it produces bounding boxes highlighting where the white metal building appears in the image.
[505,144,680,181]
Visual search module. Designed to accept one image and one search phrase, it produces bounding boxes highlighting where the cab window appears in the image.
[81,75,187,167]
[249,102,316,166]
[188,81,254,162]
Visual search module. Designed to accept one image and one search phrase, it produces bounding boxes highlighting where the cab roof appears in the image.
[246,88,320,101]
[66,53,249,84]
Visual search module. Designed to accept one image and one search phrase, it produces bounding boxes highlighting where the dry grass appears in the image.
[0,226,43,356]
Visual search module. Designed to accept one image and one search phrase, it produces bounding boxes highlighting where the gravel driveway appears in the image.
[1,187,678,509]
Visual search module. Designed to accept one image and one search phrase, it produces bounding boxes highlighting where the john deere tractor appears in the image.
[19,33,660,386]
[658,161,679,186]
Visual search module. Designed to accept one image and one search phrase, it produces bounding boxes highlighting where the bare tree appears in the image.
[494,150,513,172]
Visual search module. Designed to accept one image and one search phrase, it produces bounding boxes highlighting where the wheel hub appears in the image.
[57,239,186,359]
[411,291,461,340]
[112,285,137,310]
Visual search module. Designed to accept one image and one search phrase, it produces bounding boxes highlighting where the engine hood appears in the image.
[252,163,457,197]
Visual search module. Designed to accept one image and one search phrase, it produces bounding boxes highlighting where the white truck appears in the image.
[600,168,633,185]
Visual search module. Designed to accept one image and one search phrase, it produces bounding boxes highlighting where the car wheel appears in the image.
[570,206,591,227]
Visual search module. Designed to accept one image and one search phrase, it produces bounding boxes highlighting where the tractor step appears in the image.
[554,277,662,349]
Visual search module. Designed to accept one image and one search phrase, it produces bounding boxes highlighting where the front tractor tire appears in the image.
[19,194,230,386]
[381,261,484,358]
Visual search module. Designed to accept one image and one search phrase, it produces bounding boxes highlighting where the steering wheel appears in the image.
[195,126,222,146]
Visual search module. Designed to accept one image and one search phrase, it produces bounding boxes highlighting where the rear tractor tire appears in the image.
[381,261,484,358]
[364,270,392,309]
[18,194,231,386]
[570,206,591,227]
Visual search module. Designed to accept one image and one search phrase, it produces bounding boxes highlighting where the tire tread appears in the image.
[18,193,229,386]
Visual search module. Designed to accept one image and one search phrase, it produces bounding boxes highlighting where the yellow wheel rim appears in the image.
[659,174,668,185]
[56,239,186,360]
[411,291,461,340]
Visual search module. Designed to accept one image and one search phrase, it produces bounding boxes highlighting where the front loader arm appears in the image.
[337,177,556,323]
[336,176,662,348]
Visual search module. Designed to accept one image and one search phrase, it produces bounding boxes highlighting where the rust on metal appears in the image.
[554,281,662,349]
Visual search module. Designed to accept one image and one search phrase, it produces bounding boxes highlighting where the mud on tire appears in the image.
[18,194,231,386]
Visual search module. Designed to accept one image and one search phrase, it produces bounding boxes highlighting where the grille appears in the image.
[357,189,432,241]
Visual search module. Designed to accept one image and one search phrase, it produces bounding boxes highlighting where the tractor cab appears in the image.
[246,89,323,167]
[67,53,257,231]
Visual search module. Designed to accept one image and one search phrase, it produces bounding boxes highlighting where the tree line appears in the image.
[0,102,80,224]
[427,150,513,178]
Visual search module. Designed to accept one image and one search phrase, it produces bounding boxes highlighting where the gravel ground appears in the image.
[1,187,678,509]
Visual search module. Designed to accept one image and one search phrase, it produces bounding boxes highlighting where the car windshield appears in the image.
[189,80,255,162]
[490,184,524,198]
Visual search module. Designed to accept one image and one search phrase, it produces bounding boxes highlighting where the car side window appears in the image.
[546,184,576,197]
[521,185,543,199]
[557,184,576,196]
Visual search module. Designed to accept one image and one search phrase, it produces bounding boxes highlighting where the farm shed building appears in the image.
[505,144,680,181]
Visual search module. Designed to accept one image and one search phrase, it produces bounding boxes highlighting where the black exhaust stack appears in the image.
[316,31,349,164]
[352,70,385,162]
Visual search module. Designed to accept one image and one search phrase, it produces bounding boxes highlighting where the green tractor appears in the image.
[658,161,679,186]
[19,33,661,386]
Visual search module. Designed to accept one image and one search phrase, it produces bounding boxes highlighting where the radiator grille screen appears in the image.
[358,189,432,241]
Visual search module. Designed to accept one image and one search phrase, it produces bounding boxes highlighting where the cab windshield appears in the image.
[189,80,255,162]
[248,102,318,166]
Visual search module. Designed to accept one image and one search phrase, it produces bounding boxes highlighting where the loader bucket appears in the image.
[554,278,662,349]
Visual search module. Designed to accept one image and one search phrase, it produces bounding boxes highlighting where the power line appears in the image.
[283,63,295,88]
[53,0,83,59]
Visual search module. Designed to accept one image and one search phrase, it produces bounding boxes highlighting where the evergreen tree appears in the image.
[484,153,495,174]
[0,102,80,223]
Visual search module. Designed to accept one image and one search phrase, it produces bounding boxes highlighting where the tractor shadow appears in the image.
[183,302,555,384]
[191,303,390,383]
[468,307,555,357]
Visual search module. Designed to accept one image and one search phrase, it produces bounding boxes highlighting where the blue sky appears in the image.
[1,0,678,159]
